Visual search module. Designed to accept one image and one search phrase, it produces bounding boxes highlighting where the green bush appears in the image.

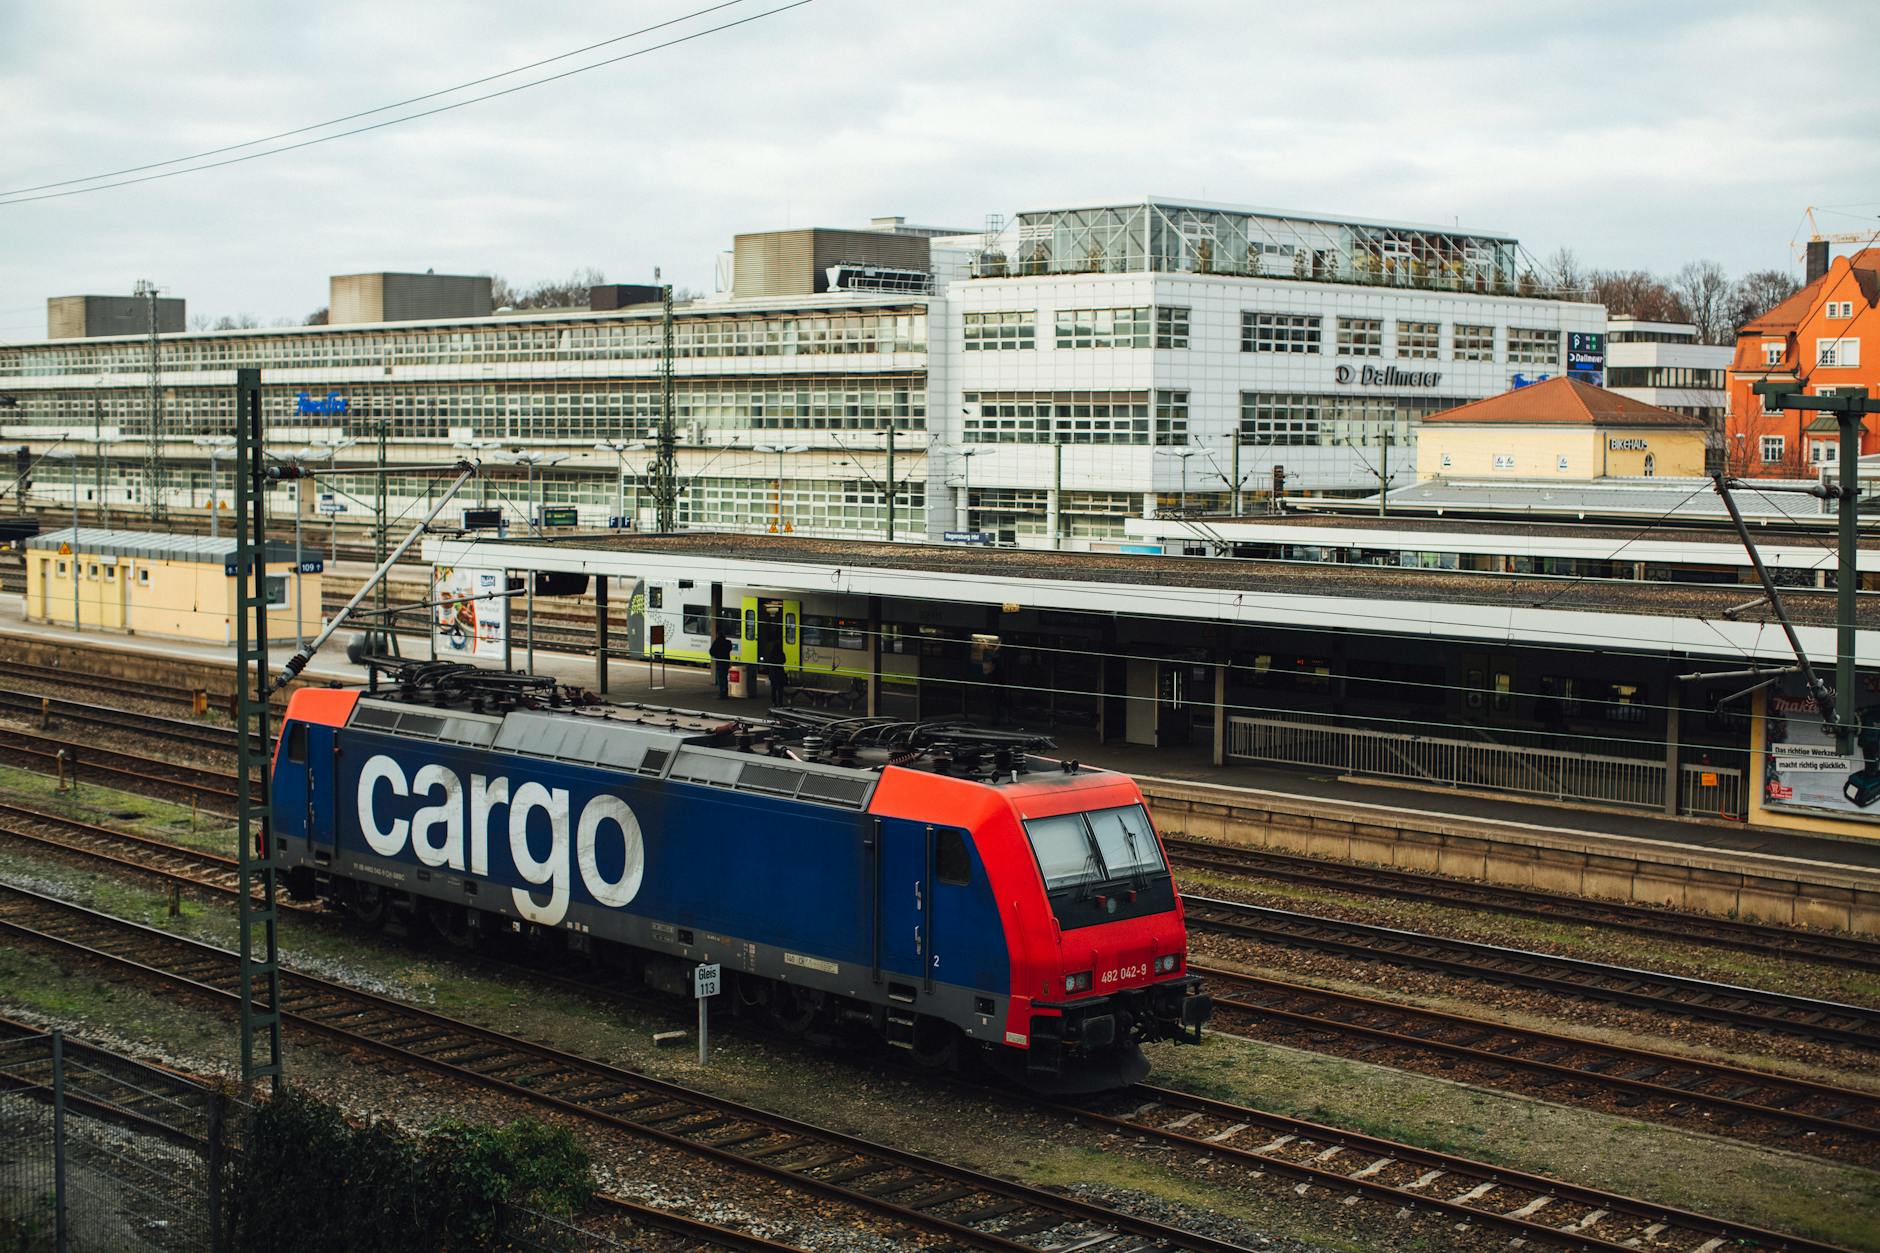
[223,1087,591,1252]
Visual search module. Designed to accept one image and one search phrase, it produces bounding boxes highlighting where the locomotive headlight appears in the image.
[1154,954,1181,974]
[1065,971,1092,993]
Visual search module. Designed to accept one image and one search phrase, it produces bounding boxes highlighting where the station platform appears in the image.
[1,596,1874,932]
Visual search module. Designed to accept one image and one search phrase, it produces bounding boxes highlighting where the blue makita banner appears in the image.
[296,391,349,416]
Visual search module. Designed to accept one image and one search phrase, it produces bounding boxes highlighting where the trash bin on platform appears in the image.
[727,664,749,699]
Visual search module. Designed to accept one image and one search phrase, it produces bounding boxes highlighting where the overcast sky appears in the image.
[3,1,1876,337]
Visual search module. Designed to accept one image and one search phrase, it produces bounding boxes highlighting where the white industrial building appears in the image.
[0,196,1604,549]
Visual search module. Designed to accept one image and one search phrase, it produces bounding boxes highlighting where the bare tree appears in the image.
[305,307,329,325]
[488,274,519,309]
[187,313,213,331]
[1729,269,1801,331]
[1588,269,1691,323]
[210,313,262,331]
[1672,260,1733,343]
[1543,246,1585,294]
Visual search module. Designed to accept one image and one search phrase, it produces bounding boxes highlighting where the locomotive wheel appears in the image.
[426,901,476,950]
[772,985,819,1035]
[347,883,387,926]
[908,1018,961,1073]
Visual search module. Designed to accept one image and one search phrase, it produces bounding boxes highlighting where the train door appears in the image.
[1125,659,1156,745]
[780,599,801,671]
[874,817,928,993]
[744,597,802,672]
[304,722,339,851]
[739,595,760,663]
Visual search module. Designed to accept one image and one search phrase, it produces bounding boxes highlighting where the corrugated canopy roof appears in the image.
[26,527,300,565]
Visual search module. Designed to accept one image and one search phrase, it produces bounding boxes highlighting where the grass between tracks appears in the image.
[1,827,1876,1252]
[1174,864,1880,1009]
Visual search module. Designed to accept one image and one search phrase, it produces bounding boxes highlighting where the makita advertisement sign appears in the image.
[296,391,350,416]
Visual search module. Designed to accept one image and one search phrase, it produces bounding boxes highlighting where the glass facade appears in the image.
[1240,391,1468,447]
[0,308,927,378]
[964,391,1151,444]
[983,201,1527,293]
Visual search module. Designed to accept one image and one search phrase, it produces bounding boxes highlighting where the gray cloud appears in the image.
[3,0,1876,329]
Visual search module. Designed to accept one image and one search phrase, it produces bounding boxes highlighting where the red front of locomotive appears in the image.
[980,769,1211,1088]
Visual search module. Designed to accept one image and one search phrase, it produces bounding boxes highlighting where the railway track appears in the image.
[0,1014,816,1252]
[1196,966,1880,1161]
[0,658,215,707]
[1059,1084,1848,1253]
[0,724,240,810]
[0,687,252,754]
[10,796,1880,1172]
[0,880,1255,1253]
[1184,895,1880,1049]
[1168,839,1880,973]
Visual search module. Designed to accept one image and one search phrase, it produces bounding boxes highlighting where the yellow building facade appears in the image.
[1415,376,1708,481]
[24,528,322,645]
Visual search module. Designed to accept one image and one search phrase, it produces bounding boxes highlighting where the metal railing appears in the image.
[1680,762,1747,819]
[1224,714,1745,817]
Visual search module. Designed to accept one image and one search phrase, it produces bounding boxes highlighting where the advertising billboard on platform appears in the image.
[1762,671,1880,822]
[433,566,507,659]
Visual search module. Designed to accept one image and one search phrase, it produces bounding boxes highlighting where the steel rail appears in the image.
[0,881,1250,1253]
[1047,1084,1853,1253]
[1168,838,1880,973]
[0,1013,816,1253]
[1183,895,1880,1047]
[1196,966,1879,1154]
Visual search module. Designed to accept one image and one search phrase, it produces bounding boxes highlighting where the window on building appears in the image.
[137,568,150,586]
[1507,327,1560,366]
[1816,337,1861,368]
[1055,307,1152,349]
[87,564,98,580]
[1826,300,1854,319]
[263,575,289,609]
[1154,306,1191,349]
[1642,452,1655,477]
[1810,440,1838,465]
[1154,391,1189,445]
[104,564,115,581]
[962,310,1035,351]
[1762,340,1785,366]
[55,561,67,577]
[1397,321,1440,359]
[1242,312,1321,354]
[1336,317,1383,357]
[1761,434,1786,464]
[1453,324,1495,361]
[1239,393,1322,445]
[963,391,1152,444]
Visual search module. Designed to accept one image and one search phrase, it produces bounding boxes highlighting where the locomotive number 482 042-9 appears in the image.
[1100,964,1148,985]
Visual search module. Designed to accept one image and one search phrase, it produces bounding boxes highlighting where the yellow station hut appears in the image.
[1416,376,1709,481]
[24,528,322,645]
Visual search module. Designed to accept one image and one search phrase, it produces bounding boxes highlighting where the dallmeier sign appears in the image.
[1608,438,1648,451]
[1335,364,1443,388]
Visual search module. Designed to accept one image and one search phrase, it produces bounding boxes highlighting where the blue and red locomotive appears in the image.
[270,662,1210,1090]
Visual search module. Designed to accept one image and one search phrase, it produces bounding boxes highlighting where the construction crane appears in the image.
[1791,206,1880,262]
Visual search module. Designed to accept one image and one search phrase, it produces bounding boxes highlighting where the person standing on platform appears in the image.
[709,630,733,699]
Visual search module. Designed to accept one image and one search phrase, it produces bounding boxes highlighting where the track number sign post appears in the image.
[694,963,720,1066]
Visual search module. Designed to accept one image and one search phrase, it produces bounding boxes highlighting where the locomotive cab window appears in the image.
[935,828,971,885]
[1022,804,1174,929]
[286,723,308,763]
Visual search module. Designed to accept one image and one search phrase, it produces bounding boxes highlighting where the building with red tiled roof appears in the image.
[1415,376,1707,480]
[1726,247,1880,477]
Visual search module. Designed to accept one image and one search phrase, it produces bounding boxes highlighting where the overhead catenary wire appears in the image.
[0,1,753,199]
[0,0,817,207]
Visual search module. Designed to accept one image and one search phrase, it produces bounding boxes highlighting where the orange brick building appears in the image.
[1726,247,1879,477]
